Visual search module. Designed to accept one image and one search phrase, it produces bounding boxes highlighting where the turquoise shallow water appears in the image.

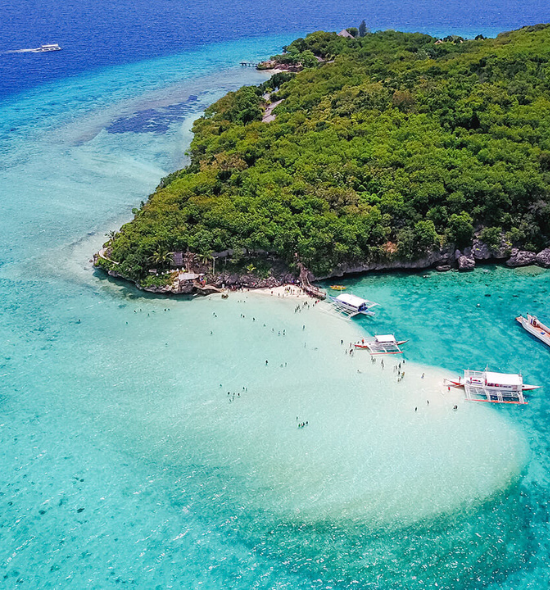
[323,268,550,587]
[0,35,295,267]
[0,269,534,589]
[1,35,550,589]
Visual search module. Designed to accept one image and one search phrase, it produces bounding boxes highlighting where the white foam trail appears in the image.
[3,48,38,53]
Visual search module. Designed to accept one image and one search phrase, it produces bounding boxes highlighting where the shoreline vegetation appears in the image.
[95,24,550,295]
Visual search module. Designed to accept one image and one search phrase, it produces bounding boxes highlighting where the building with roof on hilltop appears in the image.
[338,29,355,39]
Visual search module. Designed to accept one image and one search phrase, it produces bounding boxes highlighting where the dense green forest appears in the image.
[102,25,550,281]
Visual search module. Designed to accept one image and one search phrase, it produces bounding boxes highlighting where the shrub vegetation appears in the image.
[107,25,550,279]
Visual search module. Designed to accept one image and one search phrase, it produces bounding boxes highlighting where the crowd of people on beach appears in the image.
[262,287,456,414]
[131,284,460,417]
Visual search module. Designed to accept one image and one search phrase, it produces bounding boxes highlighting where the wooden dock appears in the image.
[297,263,326,300]
[302,283,326,300]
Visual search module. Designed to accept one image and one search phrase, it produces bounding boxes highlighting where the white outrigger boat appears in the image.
[31,43,62,52]
[516,314,550,347]
[354,334,407,355]
[445,370,540,405]
[328,293,378,318]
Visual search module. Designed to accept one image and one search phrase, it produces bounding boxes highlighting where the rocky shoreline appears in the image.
[98,267,301,296]
[313,241,550,280]
[94,249,301,296]
[94,238,550,297]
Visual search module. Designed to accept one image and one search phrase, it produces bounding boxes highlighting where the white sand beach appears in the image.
[250,284,310,299]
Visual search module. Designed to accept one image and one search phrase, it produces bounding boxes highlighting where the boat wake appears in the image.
[3,49,37,54]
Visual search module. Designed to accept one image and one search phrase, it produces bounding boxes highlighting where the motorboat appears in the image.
[516,314,550,347]
[32,44,62,52]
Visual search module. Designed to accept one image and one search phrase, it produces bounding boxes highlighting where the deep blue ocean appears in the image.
[2,1,550,588]
[1,0,549,99]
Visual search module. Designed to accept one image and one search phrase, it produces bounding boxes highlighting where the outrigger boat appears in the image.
[328,293,378,318]
[445,369,540,405]
[354,334,407,355]
[330,285,347,291]
[516,314,550,347]
[31,43,62,52]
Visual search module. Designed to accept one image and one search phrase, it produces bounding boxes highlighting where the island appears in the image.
[95,24,550,294]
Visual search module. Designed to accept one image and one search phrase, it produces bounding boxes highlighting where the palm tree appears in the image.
[105,230,118,241]
[149,249,173,268]
[184,250,196,272]
[197,251,214,273]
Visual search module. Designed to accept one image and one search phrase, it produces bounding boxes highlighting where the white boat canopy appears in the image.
[335,293,377,309]
[375,335,396,343]
[485,372,522,386]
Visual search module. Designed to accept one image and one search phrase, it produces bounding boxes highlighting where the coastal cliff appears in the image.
[95,25,550,293]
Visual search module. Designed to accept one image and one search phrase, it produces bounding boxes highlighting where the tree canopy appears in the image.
[105,25,550,280]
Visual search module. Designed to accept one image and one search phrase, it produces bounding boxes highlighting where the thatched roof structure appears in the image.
[338,29,355,39]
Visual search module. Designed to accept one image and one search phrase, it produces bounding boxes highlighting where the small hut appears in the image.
[338,29,355,39]
[171,251,184,267]
[177,271,199,294]
[178,271,199,282]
